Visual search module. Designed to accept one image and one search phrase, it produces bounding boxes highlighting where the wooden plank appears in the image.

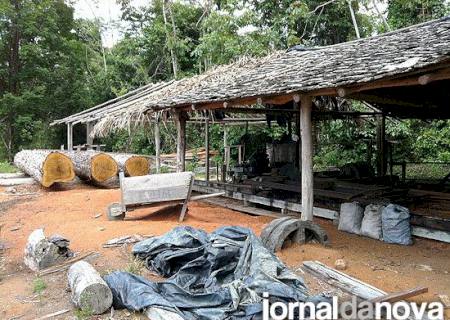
[201,198,287,218]
[179,176,194,222]
[190,192,225,201]
[411,226,450,243]
[0,172,26,179]
[244,180,352,200]
[370,287,428,304]
[0,177,36,186]
[145,307,184,320]
[35,309,71,320]
[192,181,338,220]
[302,260,386,300]
[302,261,430,320]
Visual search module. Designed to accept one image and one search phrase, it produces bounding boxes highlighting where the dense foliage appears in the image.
[0,0,449,176]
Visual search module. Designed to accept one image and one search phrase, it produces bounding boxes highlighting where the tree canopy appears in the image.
[0,0,449,176]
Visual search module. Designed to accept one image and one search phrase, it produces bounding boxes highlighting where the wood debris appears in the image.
[102,234,151,248]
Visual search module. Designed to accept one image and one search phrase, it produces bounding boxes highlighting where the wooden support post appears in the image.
[67,123,73,151]
[401,161,406,182]
[294,101,301,170]
[225,146,231,174]
[238,145,243,164]
[366,140,373,168]
[205,116,210,181]
[376,114,386,177]
[154,118,161,173]
[300,95,313,221]
[223,124,228,181]
[174,111,187,172]
[86,122,94,145]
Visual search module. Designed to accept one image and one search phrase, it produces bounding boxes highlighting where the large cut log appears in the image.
[64,150,118,184]
[14,150,75,187]
[107,153,150,177]
[68,261,112,315]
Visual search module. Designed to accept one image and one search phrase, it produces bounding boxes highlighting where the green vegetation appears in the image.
[74,306,93,320]
[0,1,449,177]
[124,257,145,276]
[0,162,17,173]
[32,277,47,295]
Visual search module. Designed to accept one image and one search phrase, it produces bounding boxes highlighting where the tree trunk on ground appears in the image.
[107,153,150,177]
[14,150,75,187]
[64,150,118,184]
[68,261,112,315]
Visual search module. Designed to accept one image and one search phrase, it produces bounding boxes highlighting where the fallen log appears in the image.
[68,261,112,315]
[64,150,118,184]
[13,150,75,187]
[108,153,150,177]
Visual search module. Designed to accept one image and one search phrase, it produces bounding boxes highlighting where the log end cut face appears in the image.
[125,156,150,177]
[80,283,113,315]
[91,153,118,182]
[42,152,75,187]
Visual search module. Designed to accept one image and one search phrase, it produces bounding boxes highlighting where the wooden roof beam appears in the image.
[335,66,450,98]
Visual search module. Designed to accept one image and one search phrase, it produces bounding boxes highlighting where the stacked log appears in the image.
[108,153,150,177]
[14,150,75,187]
[64,150,118,184]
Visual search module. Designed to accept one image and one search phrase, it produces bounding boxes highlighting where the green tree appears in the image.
[0,0,95,159]
[387,0,449,28]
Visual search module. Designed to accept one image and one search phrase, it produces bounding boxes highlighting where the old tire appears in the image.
[297,221,330,246]
[260,217,297,247]
[266,218,302,252]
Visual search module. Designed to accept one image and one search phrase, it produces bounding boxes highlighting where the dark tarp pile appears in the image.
[104,226,326,319]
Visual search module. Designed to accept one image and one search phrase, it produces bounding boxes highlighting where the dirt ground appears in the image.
[0,183,449,319]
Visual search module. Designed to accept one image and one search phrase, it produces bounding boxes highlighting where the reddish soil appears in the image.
[0,184,449,319]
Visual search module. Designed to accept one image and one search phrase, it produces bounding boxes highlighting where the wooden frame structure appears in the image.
[52,17,450,223]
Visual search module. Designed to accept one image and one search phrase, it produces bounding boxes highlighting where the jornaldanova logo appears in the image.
[262,293,444,320]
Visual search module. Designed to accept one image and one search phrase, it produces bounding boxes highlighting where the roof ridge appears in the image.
[290,15,450,53]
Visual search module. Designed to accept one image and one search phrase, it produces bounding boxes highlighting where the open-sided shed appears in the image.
[52,16,450,227]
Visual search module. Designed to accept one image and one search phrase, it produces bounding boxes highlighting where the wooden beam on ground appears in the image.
[369,287,428,304]
[302,260,387,299]
[300,95,314,221]
[302,261,429,320]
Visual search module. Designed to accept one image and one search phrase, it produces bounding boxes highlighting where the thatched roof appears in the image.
[53,16,450,136]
